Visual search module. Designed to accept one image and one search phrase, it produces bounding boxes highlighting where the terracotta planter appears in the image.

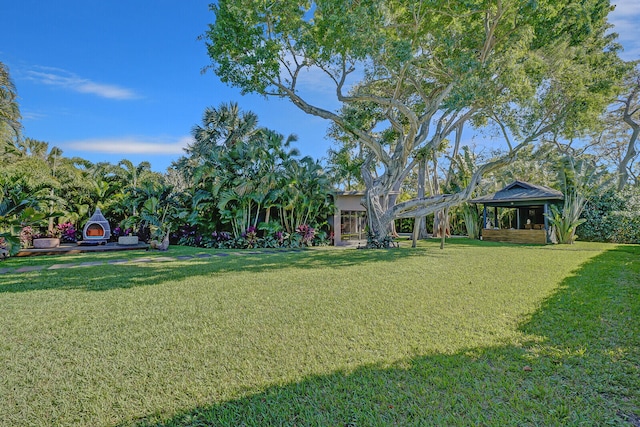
[118,236,139,245]
[33,238,60,249]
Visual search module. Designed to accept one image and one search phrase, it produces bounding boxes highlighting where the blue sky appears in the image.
[1,1,639,172]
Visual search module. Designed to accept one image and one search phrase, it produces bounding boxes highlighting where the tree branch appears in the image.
[273,82,392,165]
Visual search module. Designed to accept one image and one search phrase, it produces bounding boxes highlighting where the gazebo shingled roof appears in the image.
[470,180,563,205]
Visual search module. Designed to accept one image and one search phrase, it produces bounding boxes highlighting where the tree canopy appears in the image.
[205,0,624,243]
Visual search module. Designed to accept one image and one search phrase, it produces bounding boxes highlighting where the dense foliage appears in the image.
[579,187,640,244]
[170,102,334,248]
[0,82,333,254]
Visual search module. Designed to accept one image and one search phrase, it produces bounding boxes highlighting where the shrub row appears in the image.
[171,224,331,249]
[579,187,640,244]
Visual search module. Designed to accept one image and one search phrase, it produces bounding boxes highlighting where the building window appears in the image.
[341,211,367,240]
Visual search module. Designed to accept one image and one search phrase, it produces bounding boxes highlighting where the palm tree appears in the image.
[257,130,300,224]
[121,180,183,242]
[174,102,334,241]
[0,62,21,142]
[115,159,153,216]
[326,144,365,191]
[279,155,332,233]
[117,160,152,189]
[182,102,263,235]
[188,102,259,159]
[15,137,56,159]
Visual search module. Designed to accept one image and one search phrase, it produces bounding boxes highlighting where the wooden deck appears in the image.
[17,242,149,257]
[482,228,547,244]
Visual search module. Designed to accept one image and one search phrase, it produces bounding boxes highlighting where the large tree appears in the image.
[205,0,623,243]
[594,64,640,190]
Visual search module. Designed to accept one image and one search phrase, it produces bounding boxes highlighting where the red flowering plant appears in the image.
[242,226,259,248]
[57,222,78,243]
[296,224,315,246]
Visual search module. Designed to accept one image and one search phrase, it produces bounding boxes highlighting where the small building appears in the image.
[470,180,564,244]
[331,191,367,245]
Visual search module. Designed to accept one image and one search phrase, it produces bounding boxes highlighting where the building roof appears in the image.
[332,191,366,196]
[331,191,400,196]
[469,180,564,205]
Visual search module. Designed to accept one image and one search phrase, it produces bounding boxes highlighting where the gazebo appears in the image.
[470,180,564,244]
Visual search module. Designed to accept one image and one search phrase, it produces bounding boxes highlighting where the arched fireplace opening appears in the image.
[86,223,105,237]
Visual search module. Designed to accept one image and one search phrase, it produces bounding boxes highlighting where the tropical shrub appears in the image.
[242,226,259,248]
[0,176,48,255]
[607,209,640,243]
[295,224,315,246]
[579,187,640,243]
[172,224,201,246]
[366,229,395,248]
[171,220,332,249]
[57,222,78,243]
[258,221,285,247]
[548,155,610,244]
[19,226,34,248]
[211,231,233,246]
[547,194,587,244]
[312,229,330,246]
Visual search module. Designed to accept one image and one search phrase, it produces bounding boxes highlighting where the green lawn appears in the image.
[0,239,638,426]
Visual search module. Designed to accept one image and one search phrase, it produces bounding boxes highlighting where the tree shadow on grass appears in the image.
[0,246,437,293]
[2,238,611,293]
[123,245,639,427]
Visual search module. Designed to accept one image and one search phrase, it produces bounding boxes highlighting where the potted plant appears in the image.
[118,228,139,245]
[32,227,61,249]
[112,224,138,245]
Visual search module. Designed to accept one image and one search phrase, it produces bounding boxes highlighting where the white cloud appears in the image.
[67,136,192,155]
[610,1,640,60]
[27,67,138,100]
[21,111,48,121]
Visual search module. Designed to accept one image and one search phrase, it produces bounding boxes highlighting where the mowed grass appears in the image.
[0,240,637,426]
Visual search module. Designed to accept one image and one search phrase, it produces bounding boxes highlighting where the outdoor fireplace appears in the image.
[82,208,111,243]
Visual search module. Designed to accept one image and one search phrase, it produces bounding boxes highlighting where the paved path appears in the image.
[0,249,304,275]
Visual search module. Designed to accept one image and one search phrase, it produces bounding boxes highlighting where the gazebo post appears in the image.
[544,203,550,242]
[483,206,487,229]
[494,207,498,228]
